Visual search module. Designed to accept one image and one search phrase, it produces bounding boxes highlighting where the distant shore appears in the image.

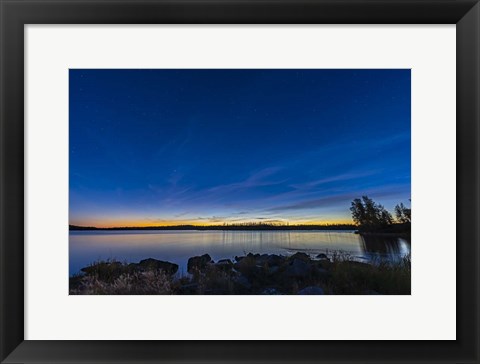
[69,224,358,231]
[70,251,411,295]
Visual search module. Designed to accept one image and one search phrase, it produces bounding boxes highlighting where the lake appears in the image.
[69,230,411,276]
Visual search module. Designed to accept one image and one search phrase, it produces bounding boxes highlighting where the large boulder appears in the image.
[80,261,126,282]
[289,252,311,262]
[81,261,123,275]
[268,254,286,266]
[256,254,285,267]
[233,255,256,272]
[316,253,330,261]
[255,254,270,265]
[233,256,265,283]
[138,258,179,275]
[214,259,234,271]
[284,258,311,278]
[187,254,213,273]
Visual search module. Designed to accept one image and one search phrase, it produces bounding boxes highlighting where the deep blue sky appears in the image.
[69,69,411,227]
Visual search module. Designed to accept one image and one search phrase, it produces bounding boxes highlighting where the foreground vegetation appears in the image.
[70,252,410,295]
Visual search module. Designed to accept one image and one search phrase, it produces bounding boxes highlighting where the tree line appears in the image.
[69,223,357,231]
[350,196,411,233]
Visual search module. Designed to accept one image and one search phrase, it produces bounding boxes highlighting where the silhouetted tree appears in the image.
[350,196,393,231]
[394,202,411,224]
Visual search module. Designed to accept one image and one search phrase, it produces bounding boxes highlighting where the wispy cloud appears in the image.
[174,211,190,218]
[207,166,285,194]
[266,184,410,213]
[289,170,379,190]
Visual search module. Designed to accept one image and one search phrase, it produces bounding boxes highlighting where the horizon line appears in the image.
[69,222,358,230]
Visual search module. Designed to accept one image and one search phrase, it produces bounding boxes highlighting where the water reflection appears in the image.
[359,234,411,263]
[69,230,411,276]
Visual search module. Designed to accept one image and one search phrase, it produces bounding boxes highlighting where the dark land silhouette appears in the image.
[70,196,410,235]
[69,223,358,231]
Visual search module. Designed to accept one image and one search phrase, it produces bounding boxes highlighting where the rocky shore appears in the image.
[70,252,410,295]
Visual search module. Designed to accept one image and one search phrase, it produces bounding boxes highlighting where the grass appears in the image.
[324,253,411,294]
[70,269,174,295]
[70,252,411,295]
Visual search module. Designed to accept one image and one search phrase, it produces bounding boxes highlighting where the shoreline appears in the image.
[70,251,411,295]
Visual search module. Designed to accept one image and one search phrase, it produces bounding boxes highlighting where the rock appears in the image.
[138,258,179,275]
[235,255,245,262]
[233,255,257,273]
[263,254,285,267]
[128,262,141,271]
[80,261,122,272]
[256,254,271,265]
[215,259,234,271]
[267,266,280,275]
[316,259,333,271]
[234,275,252,289]
[81,261,125,278]
[316,253,329,260]
[187,254,213,273]
[80,267,91,273]
[289,252,311,262]
[284,258,311,278]
[298,286,324,295]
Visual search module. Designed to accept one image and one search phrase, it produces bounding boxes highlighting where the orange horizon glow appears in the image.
[70,218,354,229]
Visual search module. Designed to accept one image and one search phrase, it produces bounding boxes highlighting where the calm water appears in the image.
[69,230,410,276]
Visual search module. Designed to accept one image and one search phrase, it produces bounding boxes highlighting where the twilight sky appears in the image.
[69,69,411,227]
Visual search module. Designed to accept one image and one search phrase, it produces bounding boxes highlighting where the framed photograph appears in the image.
[1,0,478,363]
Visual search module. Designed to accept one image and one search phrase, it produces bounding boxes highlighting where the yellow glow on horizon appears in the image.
[70,217,353,228]
[71,219,211,228]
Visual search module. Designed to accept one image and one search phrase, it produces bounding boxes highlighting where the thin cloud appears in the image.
[266,184,410,213]
[290,170,379,190]
[207,166,284,194]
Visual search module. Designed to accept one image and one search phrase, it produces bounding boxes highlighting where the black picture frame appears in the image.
[1,0,479,363]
